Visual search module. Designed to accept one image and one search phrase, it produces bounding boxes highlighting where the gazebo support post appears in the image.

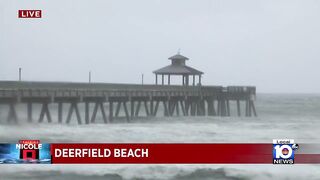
[168,75,171,85]
[193,75,195,86]
[162,74,164,85]
[182,75,185,86]
[186,75,189,86]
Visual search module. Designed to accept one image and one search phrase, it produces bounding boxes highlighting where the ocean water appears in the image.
[0,94,320,180]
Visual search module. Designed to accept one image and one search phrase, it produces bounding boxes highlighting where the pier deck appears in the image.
[0,81,257,124]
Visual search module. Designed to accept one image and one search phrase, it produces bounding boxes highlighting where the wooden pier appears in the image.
[0,81,257,124]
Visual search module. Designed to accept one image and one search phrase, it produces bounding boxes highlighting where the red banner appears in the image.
[50,143,320,164]
[51,143,268,164]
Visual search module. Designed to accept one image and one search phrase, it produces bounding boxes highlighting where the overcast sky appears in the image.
[1,0,320,93]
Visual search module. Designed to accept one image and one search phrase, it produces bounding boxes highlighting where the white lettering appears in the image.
[55,149,62,157]
[113,148,148,158]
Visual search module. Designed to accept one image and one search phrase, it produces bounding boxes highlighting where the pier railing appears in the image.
[0,81,255,98]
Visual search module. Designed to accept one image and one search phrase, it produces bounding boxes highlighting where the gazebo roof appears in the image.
[153,64,203,75]
[154,52,203,75]
[168,54,189,60]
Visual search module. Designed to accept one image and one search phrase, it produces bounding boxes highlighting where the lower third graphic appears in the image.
[0,140,51,164]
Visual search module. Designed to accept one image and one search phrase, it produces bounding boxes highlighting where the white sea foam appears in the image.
[1,164,320,180]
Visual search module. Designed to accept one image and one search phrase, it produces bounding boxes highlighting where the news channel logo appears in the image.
[273,139,299,164]
[0,140,51,164]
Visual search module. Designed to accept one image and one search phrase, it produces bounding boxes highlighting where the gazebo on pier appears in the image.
[153,53,203,86]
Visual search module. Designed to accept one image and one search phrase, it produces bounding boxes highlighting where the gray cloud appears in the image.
[1,0,320,93]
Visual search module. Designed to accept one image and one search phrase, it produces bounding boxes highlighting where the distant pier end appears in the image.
[0,81,257,124]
